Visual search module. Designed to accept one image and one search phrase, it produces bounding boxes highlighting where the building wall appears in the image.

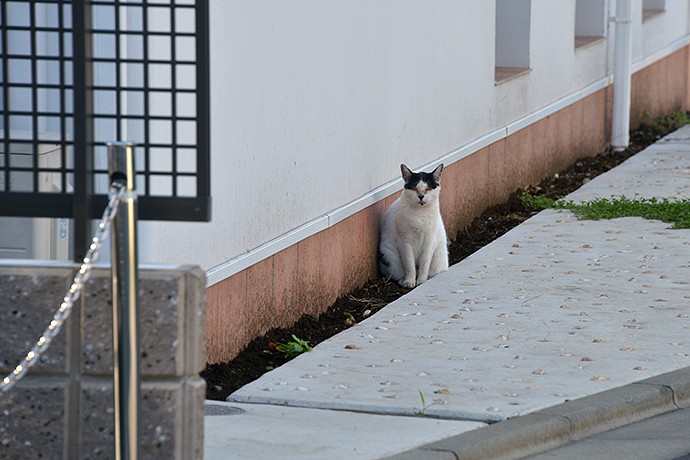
[131,1,690,362]
[206,43,690,363]
[139,0,689,271]
[135,1,614,269]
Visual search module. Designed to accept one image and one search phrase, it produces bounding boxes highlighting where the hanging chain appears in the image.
[1,182,126,394]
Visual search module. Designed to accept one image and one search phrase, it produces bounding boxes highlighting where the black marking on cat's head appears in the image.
[400,164,443,190]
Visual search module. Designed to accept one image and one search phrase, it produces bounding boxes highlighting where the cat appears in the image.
[378,163,449,288]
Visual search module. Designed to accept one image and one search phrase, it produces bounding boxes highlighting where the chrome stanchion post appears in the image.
[108,142,140,460]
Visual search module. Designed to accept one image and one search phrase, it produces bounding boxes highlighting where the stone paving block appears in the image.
[0,379,68,458]
[0,268,72,374]
[659,124,690,143]
[204,401,485,460]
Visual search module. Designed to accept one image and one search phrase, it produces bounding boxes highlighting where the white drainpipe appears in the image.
[611,0,633,151]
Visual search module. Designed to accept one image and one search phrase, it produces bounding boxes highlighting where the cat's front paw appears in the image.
[400,278,416,289]
[416,276,427,285]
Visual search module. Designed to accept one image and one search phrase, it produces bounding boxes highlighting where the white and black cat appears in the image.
[378,163,449,288]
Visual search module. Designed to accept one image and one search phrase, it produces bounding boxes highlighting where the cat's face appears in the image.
[400,163,443,206]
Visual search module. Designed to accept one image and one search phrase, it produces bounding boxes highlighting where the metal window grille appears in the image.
[0,0,210,259]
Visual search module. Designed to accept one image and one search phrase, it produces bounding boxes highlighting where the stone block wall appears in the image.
[0,262,206,459]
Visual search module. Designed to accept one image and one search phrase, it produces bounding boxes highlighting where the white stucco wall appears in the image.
[136,0,690,281]
[636,0,690,58]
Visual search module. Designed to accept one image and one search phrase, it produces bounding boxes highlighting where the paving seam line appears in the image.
[385,366,690,460]
[226,395,500,423]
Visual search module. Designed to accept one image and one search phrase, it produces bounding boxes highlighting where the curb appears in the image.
[387,367,690,460]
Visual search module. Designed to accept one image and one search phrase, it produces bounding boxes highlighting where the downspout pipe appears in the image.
[611,0,633,151]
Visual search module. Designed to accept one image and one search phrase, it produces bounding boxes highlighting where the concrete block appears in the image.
[140,382,182,460]
[392,374,686,460]
[522,406,690,460]
[138,275,186,375]
[0,263,205,460]
[0,379,68,458]
[183,268,207,375]
[389,448,458,460]
[413,414,571,460]
[80,381,184,459]
[81,270,188,376]
[183,378,207,460]
[80,274,113,374]
[0,269,72,373]
[637,367,690,408]
[538,383,676,439]
[79,381,115,458]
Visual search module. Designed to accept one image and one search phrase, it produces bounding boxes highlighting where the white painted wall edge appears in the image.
[631,34,690,74]
[205,35,690,288]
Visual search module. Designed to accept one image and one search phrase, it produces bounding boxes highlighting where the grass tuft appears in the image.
[650,111,690,133]
[521,192,690,229]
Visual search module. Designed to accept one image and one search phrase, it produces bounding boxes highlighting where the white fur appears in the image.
[378,164,449,288]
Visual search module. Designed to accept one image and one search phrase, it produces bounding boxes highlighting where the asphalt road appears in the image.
[522,407,690,460]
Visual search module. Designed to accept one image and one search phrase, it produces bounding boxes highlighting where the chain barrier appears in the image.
[1,182,126,394]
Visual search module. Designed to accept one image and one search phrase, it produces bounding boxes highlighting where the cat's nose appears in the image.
[418,194,424,202]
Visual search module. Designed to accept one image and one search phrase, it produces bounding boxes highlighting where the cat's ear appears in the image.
[431,163,444,182]
[400,164,413,182]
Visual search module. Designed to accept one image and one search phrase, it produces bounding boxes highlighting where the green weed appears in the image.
[519,190,560,210]
[272,335,313,359]
[343,312,356,326]
[521,191,690,229]
[651,110,690,133]
[417,390,429,417]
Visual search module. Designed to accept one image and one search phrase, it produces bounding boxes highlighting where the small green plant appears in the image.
[272,335,313,359]
[651,110,690,133]
[521,191,690,229]
[520,190,560,210]
[417,390,431,417]
[343,312,356,326]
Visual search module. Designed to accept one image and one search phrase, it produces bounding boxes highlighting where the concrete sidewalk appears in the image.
[205,126,690,459]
